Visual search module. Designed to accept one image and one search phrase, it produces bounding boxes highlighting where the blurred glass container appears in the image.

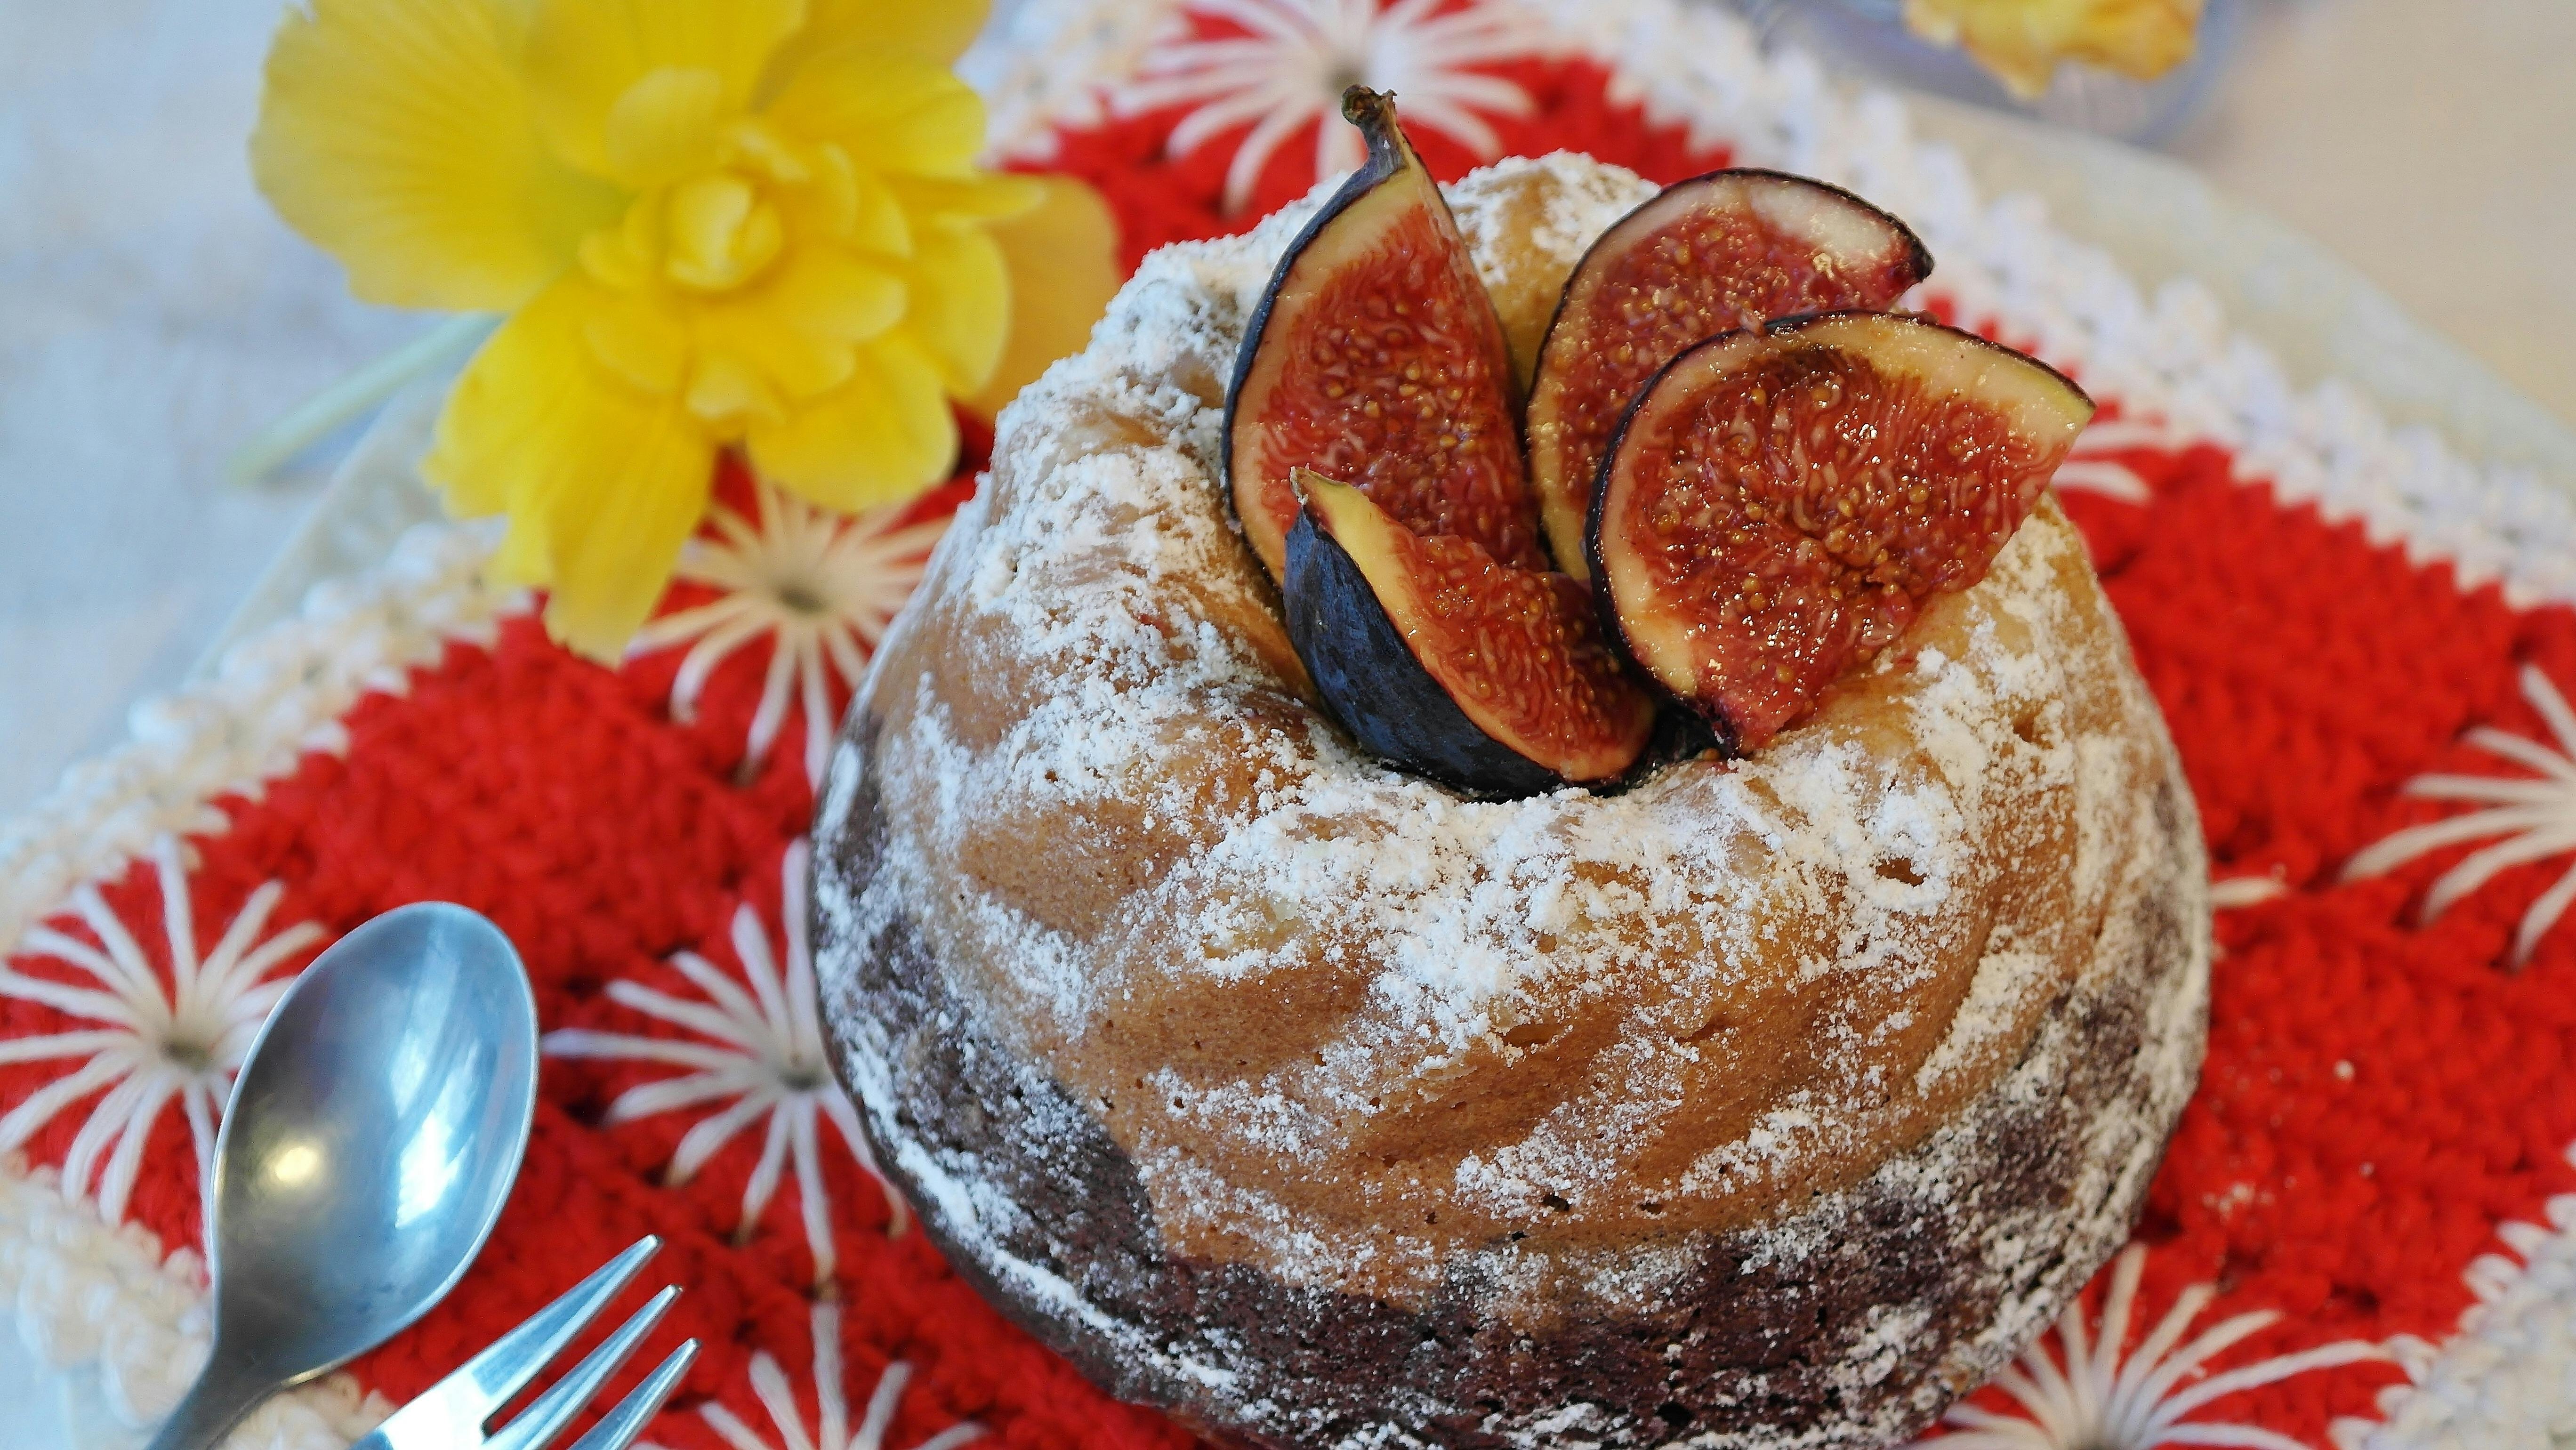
[1729,0,2242,146]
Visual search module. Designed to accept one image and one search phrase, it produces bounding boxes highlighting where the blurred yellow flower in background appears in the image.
[1903,0,2203,98]
[252,0,1117,657]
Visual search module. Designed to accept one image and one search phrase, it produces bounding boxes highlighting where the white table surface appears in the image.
[0,0,416,816]
[4,0,2574,1444]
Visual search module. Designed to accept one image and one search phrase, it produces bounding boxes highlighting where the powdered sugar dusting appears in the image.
[1448,150,1663,277]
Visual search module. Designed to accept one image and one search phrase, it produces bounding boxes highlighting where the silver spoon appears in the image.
[144,902,539,1450]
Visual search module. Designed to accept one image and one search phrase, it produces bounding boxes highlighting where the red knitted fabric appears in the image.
[6,36,2572,1450]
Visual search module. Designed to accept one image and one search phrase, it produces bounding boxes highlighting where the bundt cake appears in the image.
[812,147,2209,1450]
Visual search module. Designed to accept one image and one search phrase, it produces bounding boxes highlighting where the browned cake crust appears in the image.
[818,738,2200,1449]
[812,154,2210,1450]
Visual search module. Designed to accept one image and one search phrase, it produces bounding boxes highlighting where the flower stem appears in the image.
[225,313,496,488]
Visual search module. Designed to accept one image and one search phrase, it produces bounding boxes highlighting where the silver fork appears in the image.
[355,1236,699,1450]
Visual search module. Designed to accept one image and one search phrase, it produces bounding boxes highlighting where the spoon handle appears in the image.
[143,1353,274,1450]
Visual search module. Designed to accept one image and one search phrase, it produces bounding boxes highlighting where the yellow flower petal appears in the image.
[525,0,805,179]
[662,173,787,289]
[426,282,598,520]
[1903,0,2200,97]
[886,171,1045,224]
[530,401,715,659]
[251,0,618,310]
[966,174,1121,419]
[677,246,900,424]
[584,293,691,395]
[2078,0,2201,79]
[761,0,989,95]
[601,65,729,186]
[427,278,715,658]
[763,45,989,177]
[696,305,857,406]
[747,331,955,509]
[823,150,916,256]
[894,217,1009,396]
[769,246,908,342]
[686,350,787,427]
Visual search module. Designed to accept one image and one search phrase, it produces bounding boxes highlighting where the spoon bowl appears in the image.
[147,902,537,1449]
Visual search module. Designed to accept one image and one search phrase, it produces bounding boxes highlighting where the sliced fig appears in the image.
[1529,170,1932,580]
[1227,87,1539,584]
[1590,311,2093,754]
[1286,471,1653,796]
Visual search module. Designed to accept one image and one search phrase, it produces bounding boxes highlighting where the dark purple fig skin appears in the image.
[1222,85,1533,580]
[1284,508,1562,800]
[1224,86,1413,545]
[1227,89,1415,398]
[1639,703,1728,770]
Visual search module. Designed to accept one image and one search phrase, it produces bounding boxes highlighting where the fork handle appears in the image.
[143,1354,275,1450]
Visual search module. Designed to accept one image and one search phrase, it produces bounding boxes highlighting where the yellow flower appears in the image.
[252,0,1118,657]
[1902,0,2203,99]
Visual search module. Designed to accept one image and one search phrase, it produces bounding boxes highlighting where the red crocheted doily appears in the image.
[7,23,2573,1450]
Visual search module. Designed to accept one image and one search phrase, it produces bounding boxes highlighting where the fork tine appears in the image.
[483,1285,681,1450]
[451,1236,663,1416]
[346,1236,665,1450]
[558,1340,699,1450]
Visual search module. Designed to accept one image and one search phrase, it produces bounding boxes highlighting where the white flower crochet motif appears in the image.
[2053,416,2194,505]
[698,1303,982,1450]
[633,476,949,785]
[0,837,322,1225]
[545,841,904,1281]
[1924,1245,2383,1450]
[2343,662,2576,967]
[2207,875,2290,910]
[1119,0,1549,213]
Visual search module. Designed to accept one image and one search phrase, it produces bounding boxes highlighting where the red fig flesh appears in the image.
[1529,171,1932,580]
[1590,312,2093,753]
[1227,88,1539,582]
[1287,472,1652,794]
